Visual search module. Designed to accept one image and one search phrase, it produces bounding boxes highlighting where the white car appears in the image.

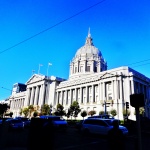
[81,118,128,136]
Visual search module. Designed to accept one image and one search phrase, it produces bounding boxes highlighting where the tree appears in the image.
[65,108,72,119]
[28,105,35,117]
[134,107,145,116]
[69,101,81,120]
[139,107,145,116]
[123,109,130,116]
[54,103,66,117]
[0,103,9,118]
[110,109,117,117]
[9,112,13,117]
[81,110,87,120]
[99,110,105,115]
[41,104,50,115]
[33,111,38,117]
[22,108,29,117]
[5,112,13,117]
[88,110,96,116]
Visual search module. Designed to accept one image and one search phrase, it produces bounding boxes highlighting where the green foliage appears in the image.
[54,103,66,117]
[123,109,130,116]
[65,108,72,119]
[88,110,96,116]
[41,104,50,115]
[139,107,145,115]
[33,111,38,117]
[99,110,105,115]
[134,107,145,115]
[22,108,29,117]
[69,101,81,119]
[110,109,117,117]
[0,103,9,118]
[28,105,35,117]
[81,110,87,119]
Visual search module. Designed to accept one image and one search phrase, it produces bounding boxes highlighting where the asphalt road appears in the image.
[0,123,150,150]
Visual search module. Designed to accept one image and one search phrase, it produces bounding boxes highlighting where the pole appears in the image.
[47,63,52,76]
[47,64,49,76]
[104,100,107,115]
[135,107,142,150]
[38,64,43,74]
[38,64,40,74]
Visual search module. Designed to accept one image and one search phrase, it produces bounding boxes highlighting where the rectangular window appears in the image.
[95,85,98,93]
[80,66,83,72]
[89,86,92,94]
[108,83,112,91]
[68,91,70,96]
[83,88,86,94]
[75,67,77,73]
[87,66,90,72]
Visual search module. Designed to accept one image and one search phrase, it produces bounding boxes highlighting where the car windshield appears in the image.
[104,120,114,126]
[21,118,29,121]
[11,120,22,123]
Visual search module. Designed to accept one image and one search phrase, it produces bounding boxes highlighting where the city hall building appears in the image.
[8,31,150,120]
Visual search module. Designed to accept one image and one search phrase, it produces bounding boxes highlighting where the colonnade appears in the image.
[10,98,25,110]
[25,83,47,107]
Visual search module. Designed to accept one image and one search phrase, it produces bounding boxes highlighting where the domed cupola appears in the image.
[69,29,107,79]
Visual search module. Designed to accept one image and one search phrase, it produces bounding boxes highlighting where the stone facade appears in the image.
[8,30,150,120]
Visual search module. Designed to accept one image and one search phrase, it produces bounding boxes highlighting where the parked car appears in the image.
[75,120,84,131]
[81,118,128,136]
[6,118,24,131]
[16,117,31,128]
[0,119,3,125]
[88,114,114,119]
[40,115,68,130]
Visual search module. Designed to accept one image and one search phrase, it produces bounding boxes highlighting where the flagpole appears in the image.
[38,64,43,74]
[47,63,52,76]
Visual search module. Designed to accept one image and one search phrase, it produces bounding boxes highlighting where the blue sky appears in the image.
[0,0,150,100]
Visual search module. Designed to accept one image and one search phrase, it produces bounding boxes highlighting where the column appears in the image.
[97,83,100,104]
[111,80,114,100]
[60,91,63,105]
[65,90,67,105]
[31,87,35,105]
[41,84,46,105]
[25,88,30,106]
[80,87,82,104]
[85,86,88,104]
[38,85,43,106]
[120,75,124,120]
[56,91,59,106]
[75,88,77,101]
[34,86,39,105]
[102,82,105,101]
[131,78,134,94]
[69,89,72,105]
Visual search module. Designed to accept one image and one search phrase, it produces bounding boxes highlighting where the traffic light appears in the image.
[126,102,129,109]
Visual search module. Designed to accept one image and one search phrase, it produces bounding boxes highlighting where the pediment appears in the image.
[99,72,117,80]
[26,74,44,84]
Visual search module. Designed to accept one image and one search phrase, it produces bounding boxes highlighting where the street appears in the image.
[0,124,150,150]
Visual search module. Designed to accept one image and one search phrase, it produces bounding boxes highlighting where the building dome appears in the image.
[75,30,102,57]
[69,29,107,79]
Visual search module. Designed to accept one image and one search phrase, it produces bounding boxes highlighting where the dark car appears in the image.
[6,119,24,131]
[16,117,31,128]
[75,120,84,131]
[88,114,114,119]
[40,115,68,131]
